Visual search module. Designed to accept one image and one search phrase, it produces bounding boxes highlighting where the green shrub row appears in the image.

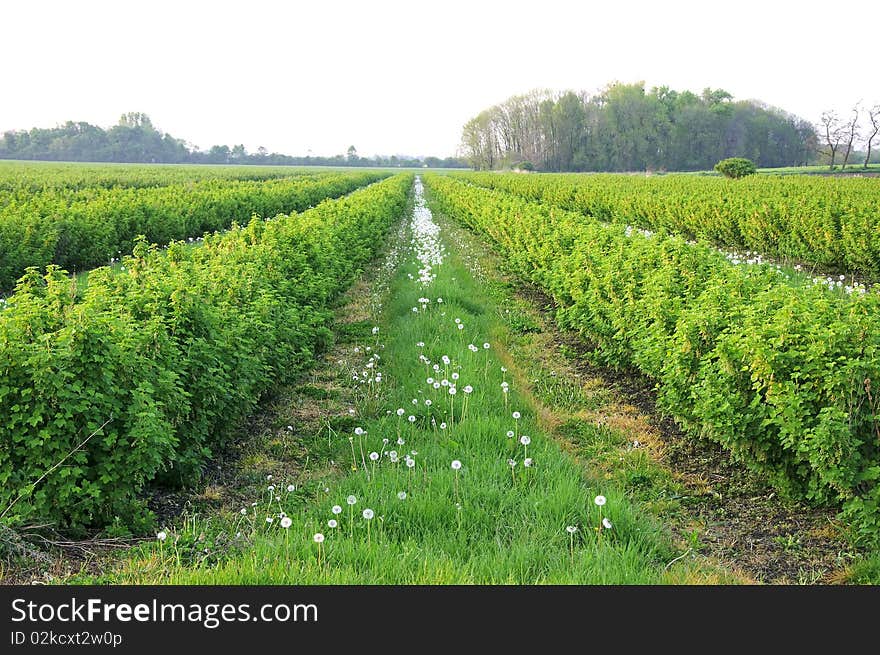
[0,171,388,291]
[426,174,880,545]
[0,173,412,532]
[455,171,880,278]
[0,161,315,194]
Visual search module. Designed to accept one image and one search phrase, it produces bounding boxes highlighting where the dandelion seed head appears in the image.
[363,509,374,520]
[280,517,293,529]
[594,495,607,507]
[602,518,613,530]
[451,460,462,470]
[398,491,407,500]
[520,435,531,446]
[157,531,167,542]
[513,411,521,419]
[332,505,342,515]
[347,495,357,505]
[328,519,338,529]
[313,533,325,543]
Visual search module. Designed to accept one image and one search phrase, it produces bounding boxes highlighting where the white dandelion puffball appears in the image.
[464,385,473,394]
[240,508,247,515]
[454,318,461,324]
[433,382,441,390]
[520,435,531,446]
[524,458,533,467]
[332,505,343,515]
[512,411,521,419]
[406,458,416,469]
[397,437,405,445]
[328,519,338,529]
[566,525,578,534]
[369,451,379,461]
[506,430,515,438]
[397,408,405,416]
[157,531,167,542]
[398,491,407,500]
[408,415,416,423]
[347,495,357,505]
[363,509,374,520]
[451,372,459,380]
[602,518,613,530]
[508,459,517,468]
[483,343,490,349]
[457,324,464,330]
[451,460,462,470]
[287,484,296,492]
[372,326,379,334]
[440,422,447,430]
[427,377,434,384]
[355,427,365,436]
[594,495,607,507]
[266,517,274,523]
[280,517,293,529]
[313,533,325,543]
[501,366,507,373]
[449,387,457,395]
[425,399,432,406]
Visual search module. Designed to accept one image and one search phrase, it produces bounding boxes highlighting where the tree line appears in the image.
[0,113,467,168]
[460,83,847,172]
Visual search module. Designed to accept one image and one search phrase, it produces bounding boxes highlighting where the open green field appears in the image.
[2,162,879,585]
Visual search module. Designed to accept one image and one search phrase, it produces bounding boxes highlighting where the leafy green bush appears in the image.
[0,171,389,291]
[455,171,880,277]
[714,157,757,178]
[0,174,411,532]
[426,174,880,545]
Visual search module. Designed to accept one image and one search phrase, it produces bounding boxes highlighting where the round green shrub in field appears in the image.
[714,157,757,178]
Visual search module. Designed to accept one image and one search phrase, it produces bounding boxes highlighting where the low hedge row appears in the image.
[0,171,388,291]
[426,174,880,545]
[456,171,880,278]
[0,174,412,532]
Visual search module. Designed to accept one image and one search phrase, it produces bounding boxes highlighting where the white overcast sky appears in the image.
[2,0,876,158]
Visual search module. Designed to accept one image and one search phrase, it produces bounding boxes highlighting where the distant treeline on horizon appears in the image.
[0,113,468,168]
[461,83,827,172]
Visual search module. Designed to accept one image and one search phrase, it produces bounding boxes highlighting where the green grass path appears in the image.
[86,178,730,584]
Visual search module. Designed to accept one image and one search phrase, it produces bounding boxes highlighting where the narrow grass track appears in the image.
[76,178,745,584]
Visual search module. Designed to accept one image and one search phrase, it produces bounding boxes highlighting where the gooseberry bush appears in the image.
[426,173,880,545]
[0,174,412,532]
[455,170,880,277]
[0,171,389,291]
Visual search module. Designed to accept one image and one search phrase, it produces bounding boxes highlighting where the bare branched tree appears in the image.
[840,105,861,170]
[864,104,880,169]
[819,110,845,169]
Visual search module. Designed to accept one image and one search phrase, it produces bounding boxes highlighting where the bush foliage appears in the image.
[0,174,411,531]
[426,174,880,545]
[714,157,757,178]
